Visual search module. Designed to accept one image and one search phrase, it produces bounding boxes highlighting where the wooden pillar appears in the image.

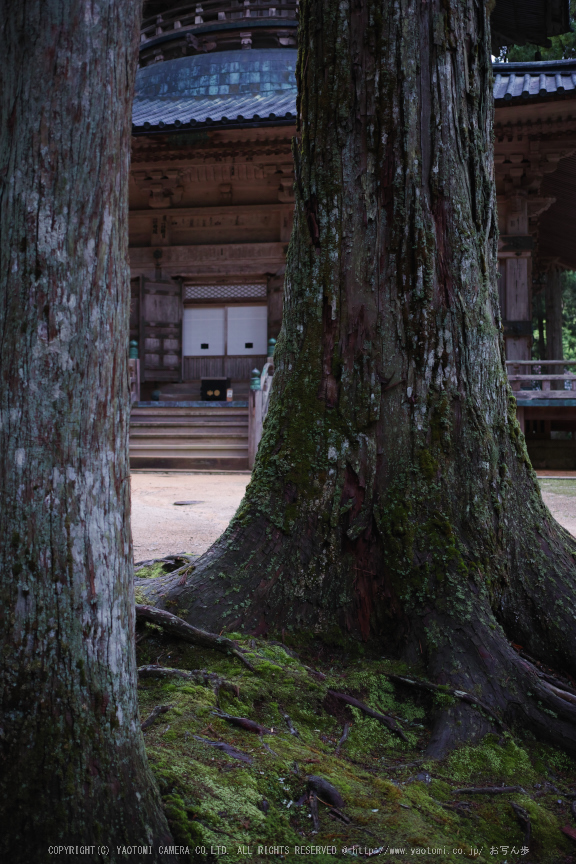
[545,265,564,388]
[503,193,532,364]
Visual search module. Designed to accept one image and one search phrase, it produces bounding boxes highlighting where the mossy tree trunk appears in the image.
[150,0,576,756]
[0,2,177,860]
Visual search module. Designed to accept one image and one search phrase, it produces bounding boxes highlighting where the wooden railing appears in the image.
[141,0,298,42]
[248,359,274,468]
[506,360,576,394]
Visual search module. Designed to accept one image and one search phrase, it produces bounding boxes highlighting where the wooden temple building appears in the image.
[128,1,576,470]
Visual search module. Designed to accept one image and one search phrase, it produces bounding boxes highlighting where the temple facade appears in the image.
[129,2,576,470]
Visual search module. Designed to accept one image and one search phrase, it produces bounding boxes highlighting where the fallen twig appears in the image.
[135,605,254,671]
[282,711,300,738]
[303,665,326,680]
[212,710,272,735]
[335,722,351,756]
[511,802,531,846]
[453,786,527,796]
[387,674,506,729]
[193,735,253,764]
[141,704,172,730]
[327,690,408,742]
[261,740,279,758]
[138,665,239,699]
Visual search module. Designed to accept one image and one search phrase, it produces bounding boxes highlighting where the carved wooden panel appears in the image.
[139,277,182,382]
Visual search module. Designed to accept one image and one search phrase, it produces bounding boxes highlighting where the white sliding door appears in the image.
[226,305,268,355]
[182,307,225,357]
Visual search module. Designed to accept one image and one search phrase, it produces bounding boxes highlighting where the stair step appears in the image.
[131,407,248,416]
[129,422,248,428]
[130,438,247,445]
[131,457,249,470]
[129,399,251,470]
[130,446,248,458]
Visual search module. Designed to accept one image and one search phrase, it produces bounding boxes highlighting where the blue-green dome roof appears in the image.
[133,49,297,130]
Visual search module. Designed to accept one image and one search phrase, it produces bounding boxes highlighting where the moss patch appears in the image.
[136,632,576,863]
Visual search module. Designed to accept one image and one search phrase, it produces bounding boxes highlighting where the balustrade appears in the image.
[140,0,299,42]
[506,360,576,394]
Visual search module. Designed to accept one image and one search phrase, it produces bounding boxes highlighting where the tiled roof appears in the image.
[493,59,576,101]
[132,54,576,133]
[133,49,297,131]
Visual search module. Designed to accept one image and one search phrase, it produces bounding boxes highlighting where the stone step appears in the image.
[129,402,250,470]
[130,419,248,429]
[130,431,248,442]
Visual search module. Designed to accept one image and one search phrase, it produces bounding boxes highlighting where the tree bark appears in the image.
[145,0,576,757]
[0,2,176,860]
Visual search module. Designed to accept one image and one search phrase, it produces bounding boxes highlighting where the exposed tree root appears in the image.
[511,802,531,847]
[309,792,320,832]
[453,786,527,796]
[281,710,300,738]
[141,704,172,731]
[137,665,240,701]
[211,709,272,735]
[135,605,254,670]
[327,690,408,742]
[261,740,279,758]
[401,607,576,760]
[192,736,253,764]
[441,802,477,821]
[335,722,351,756]
[307,776,345,809]
[328,807,351,825]
[135,554,194,573]
[387,674,507,730]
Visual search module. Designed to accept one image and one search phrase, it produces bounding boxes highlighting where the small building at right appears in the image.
[494,57,576,469]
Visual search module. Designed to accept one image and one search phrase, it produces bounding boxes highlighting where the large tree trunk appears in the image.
[0,2,177,860]
[144,0,576,757]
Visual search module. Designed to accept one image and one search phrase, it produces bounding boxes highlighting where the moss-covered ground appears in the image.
[135,616,576,864]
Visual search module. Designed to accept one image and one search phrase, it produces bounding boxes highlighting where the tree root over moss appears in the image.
[141,704,172,730]
[327,690,408,741]
[135,605,254,671]
[138,665,240,702]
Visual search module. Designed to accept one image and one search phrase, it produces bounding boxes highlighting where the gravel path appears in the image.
[130,472,576,563]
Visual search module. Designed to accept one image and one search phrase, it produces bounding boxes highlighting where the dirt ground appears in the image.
[130,471,576,562]
[131,471,250,563]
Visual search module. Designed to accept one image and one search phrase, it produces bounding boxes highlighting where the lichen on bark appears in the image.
[0,2,177,860]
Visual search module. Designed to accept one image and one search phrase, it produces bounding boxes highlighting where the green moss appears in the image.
[446,735,535,785]
[136,630,576,863]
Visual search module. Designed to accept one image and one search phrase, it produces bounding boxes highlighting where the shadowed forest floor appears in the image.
[134,599,576,864]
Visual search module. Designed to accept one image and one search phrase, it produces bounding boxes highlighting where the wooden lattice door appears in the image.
[139,275,182,382]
